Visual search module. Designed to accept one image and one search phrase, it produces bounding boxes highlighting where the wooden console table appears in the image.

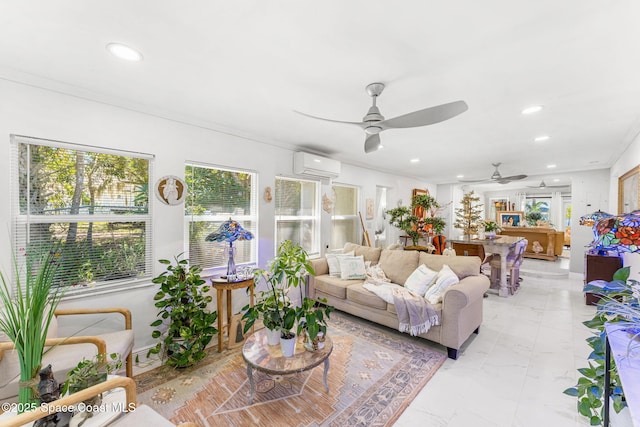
[499,227,562,261]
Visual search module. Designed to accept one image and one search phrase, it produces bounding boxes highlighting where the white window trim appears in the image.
[275,176,321,257]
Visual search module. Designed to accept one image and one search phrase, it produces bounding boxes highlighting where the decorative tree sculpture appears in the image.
[454,191,483,238]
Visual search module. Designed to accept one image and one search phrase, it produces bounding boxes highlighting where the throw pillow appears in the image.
[424,264,459,304]
[339,255,367,280]
[326,251,355,277]
[404,264,438,296]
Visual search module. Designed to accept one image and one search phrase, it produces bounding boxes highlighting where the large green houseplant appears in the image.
[148,254,218,368]
[0,247,64,410]
[564,267,638,425]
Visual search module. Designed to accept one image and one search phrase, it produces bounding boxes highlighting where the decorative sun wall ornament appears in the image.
[155,175,186,205]
[264,186,273,203]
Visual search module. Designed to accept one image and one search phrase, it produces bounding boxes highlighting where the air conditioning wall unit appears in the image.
[293,152,341,178]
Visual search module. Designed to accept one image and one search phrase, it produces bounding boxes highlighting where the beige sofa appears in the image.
[308,243,490,359]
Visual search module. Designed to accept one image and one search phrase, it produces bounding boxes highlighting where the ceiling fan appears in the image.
[459,163,527,184]
[295,82,468,153]
[527,180,570,189]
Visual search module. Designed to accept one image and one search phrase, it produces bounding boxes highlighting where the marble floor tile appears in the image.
[394,255,595,426]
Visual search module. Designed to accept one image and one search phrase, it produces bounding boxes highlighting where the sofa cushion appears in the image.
[404,264,438,296]
[379,249,419,284]
[313,275,361,300]
[424,265,460,304]
[339,255,367,280]
[344,243,382,265]
[347,283,389,310]
[419,253,480,279]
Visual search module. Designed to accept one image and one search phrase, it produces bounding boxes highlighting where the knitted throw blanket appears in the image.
[391,286,440,336]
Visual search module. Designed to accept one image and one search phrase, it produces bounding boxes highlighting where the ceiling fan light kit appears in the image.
[296,82,468,153]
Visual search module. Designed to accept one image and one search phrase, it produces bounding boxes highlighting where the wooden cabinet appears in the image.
[584,254,623,305]
[499,227,563,261]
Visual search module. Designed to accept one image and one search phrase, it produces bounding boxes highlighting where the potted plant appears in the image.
[296,296,334,352]
[0,246,64,410]
[62,352,122,396]
[386,206,421,246]
[242,240,316,357]
[481,220,501,239]
[242,287,290,345]
[563,267,638,425]
[148,254,218,368]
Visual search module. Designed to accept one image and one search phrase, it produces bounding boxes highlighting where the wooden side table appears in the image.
[211,277,254,352]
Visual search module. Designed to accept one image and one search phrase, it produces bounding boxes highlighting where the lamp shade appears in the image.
[591,210,640,255]
[205,218,254,243]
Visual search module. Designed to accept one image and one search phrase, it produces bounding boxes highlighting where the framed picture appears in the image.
[411,188,428,218]
[498,211,524,227]
[618,165,640,214]
[366,198,374,219]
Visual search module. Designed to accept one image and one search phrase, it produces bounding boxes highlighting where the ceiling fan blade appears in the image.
[364,134,381,153]
[294,110,365,128]
[380,100,468,130]
[458,178,491,183]
[499,174,527,181]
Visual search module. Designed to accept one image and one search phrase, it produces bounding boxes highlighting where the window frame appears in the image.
[274,176,321,257]
[11,134,154,297]
[184,162,258,275]
[330,183,360,250]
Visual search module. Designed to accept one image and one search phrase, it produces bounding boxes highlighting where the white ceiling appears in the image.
[2,1,640,188]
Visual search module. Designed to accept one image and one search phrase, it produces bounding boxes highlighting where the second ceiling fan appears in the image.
[459,163,528,184]
[296,82,468,153]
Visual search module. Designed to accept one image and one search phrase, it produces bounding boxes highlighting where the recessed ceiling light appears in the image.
[378,145,384,149]
[522,105,543,115]
[547,164,556,169]
[106,43,143,61]
[410,158,420,163]
[553,178,560,182]
[456,174,464,178]
[534,135,550,142]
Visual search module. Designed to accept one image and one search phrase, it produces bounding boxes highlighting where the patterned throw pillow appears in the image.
[404,264,438,297]
[424,264,459,304]
[338,255,367,280]
[326,251,355,277]
[365,261,390,282]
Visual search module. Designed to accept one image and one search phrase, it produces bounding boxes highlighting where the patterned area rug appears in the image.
[135,311,447,427]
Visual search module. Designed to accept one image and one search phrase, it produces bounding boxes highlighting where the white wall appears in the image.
[609,132,640,214]
[0,79,429,353]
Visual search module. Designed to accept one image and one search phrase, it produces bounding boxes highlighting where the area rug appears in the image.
[135,311,447,427]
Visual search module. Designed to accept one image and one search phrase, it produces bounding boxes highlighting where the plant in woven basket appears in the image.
[148,254,218,368]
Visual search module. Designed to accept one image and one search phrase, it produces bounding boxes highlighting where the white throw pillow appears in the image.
[339,255,367,280]
[404,264,438,296]
[326,251,355,277]
[424,264,459,304]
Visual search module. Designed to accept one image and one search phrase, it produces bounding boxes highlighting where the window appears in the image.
[12,135,152,292]
[185,164,257,270]
[331,185,359,249]
[275,177,320,255]
[525,198,550,225]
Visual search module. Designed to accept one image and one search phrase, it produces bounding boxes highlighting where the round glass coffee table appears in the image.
[242,329,333,404]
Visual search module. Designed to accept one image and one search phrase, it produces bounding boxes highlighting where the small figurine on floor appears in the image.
[532,240,544,254]
[34,364,71,427]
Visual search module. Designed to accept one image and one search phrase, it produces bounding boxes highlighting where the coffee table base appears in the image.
[247,358,330,404]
